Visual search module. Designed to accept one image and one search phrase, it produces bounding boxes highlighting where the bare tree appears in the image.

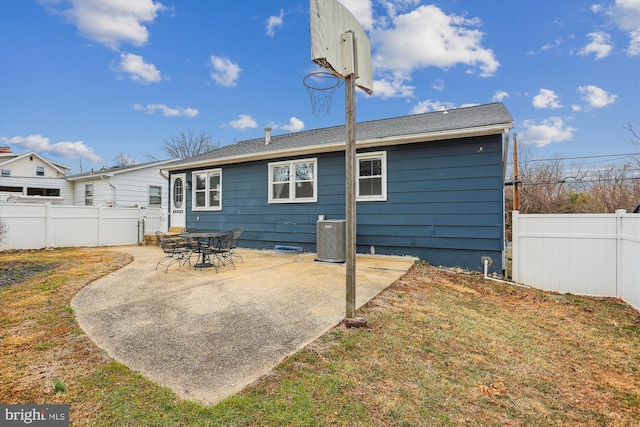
[624,121,640,145]
[583,163,640,213]
[113,153,137,167]
[517,152,587,213]
[163,129,218,159]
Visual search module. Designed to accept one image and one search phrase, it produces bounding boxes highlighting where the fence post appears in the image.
[511,210,519,282]
[45,202,54,248]
[98,206,104,247]
[615,209,626,299]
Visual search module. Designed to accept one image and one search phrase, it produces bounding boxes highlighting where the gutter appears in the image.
[165,123,514,171]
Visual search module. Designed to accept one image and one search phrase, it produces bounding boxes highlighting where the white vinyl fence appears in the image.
[512,210,640,312]
[0,203,167,250]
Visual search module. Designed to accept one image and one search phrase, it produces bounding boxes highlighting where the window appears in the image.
[35,166,45,177]
[85,184,93,206]
[149,186,162,206]
[269,158,317,203]
[357,151,387,201]
[173,178,183,209]
[1,169,10,176]
[27,187,60,196]
[192,169,222,211]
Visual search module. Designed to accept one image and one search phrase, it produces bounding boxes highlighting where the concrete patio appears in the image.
[71,245,416,405]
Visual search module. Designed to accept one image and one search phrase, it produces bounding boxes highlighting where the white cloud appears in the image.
[41,0,165,50]
[280,117,305,132]
[608,0,640,56]
[492,90,509,102]
[577,85,617,108]
[371,5,500,78]
[431,79,445,91]
[133,103,198,117]
[579,32,613,59]
[371,77,414,98]
[520,117,576,147]
[229,114,257,130]
[266,9,284,36]
[0,134,101,162]
[113,53,162,84]
[209,55,241,87]
[411,99,455,114]
[532,88,562,109]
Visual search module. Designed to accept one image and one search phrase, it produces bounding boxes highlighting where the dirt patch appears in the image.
[0,248,132,405]
[0,259,58,288]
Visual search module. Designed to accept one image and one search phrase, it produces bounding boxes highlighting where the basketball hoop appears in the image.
[303,71,343,116]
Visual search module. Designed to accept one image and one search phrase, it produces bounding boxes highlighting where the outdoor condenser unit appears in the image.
[316,219,346,263]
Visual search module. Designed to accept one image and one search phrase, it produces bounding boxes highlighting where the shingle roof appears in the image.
[167,102,513,170]
[67,158,178,180]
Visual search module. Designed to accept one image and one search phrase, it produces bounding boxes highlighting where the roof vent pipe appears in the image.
[264,127,272,145]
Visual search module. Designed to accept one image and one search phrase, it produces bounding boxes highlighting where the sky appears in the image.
[0,0,639,174]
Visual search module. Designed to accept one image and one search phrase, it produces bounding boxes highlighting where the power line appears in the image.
[506,152,640,166]
[505,176,640,186]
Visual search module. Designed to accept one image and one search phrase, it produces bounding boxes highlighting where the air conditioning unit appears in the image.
[316,219,346,263]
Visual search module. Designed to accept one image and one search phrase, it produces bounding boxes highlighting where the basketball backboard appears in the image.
[310,0,373,94]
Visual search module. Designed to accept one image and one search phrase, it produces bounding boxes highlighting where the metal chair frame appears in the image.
[155,231,191,272]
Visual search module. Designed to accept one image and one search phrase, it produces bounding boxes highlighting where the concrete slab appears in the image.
[71,246,416,406]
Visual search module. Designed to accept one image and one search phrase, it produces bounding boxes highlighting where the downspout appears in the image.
[483,258,530,288]
[501,129,510,276]
[100,175,116,206]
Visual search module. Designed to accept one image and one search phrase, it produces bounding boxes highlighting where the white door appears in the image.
[170,173,186,229]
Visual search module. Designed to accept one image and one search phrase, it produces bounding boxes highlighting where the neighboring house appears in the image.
[0,146,176,210]
[0,147,73,203]
[165,103,514,273]
[66,159,177,209]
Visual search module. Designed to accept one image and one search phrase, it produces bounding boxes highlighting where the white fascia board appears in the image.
[165,123,513,171]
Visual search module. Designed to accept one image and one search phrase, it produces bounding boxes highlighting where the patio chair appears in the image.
[229,227,244,262]
[182,228,203,251]
[155,231,192,272]
[208,230,236,270]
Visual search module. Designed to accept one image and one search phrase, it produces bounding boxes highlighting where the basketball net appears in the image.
[303,71,343,116]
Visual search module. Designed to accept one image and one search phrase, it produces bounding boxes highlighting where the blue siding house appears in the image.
[165,103,514,273]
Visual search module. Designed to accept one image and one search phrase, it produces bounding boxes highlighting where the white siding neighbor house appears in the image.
[66,159,177,209]
[0,146,176,209]
[0,147,73,203]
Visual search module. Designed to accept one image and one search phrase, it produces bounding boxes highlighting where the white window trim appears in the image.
[268,158,318,203]
[192,168,222,211]
[149,185,162,206]
[85,183,93,206]
[1,169,10,177]
[356,151,387,202]
[35,165,45,177]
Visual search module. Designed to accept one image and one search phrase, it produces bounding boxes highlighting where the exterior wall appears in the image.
[178,134,504,272]
[0,176,74,203]
[0,156,66,177]
[71,168,168,209]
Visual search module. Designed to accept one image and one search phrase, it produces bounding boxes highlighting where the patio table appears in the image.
[180,231,223,270]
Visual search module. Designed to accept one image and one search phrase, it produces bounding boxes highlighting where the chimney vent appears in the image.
[264,127,272,145]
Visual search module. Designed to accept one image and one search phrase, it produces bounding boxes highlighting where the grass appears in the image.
[1,248,639,426]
